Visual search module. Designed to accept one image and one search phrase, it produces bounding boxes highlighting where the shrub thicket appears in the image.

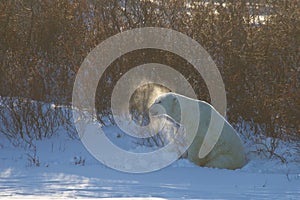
[0,0,299,140]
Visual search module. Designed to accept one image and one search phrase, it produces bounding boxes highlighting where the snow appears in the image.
[0,99,299,199]
[1,128,299,199]
[1,166,299,199]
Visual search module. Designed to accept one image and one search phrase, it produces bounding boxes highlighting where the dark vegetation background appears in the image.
[0,0,299,145]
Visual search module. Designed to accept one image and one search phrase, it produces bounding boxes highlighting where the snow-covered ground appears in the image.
[0,99,299,199]
[1,126,299,199]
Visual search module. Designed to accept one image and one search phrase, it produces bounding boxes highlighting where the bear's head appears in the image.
[149,93,181,123]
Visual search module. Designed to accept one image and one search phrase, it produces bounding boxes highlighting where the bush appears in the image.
[0,0,298,141]
[0,97,76,145]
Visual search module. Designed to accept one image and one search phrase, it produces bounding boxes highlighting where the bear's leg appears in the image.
[205,154,241,170]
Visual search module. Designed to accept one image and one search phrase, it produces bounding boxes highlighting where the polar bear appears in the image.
[149,93,246,170]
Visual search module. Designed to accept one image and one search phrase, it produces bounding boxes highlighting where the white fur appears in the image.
[149,93,246,170]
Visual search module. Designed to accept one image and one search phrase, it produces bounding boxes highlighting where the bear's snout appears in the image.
[149,103,166,117]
